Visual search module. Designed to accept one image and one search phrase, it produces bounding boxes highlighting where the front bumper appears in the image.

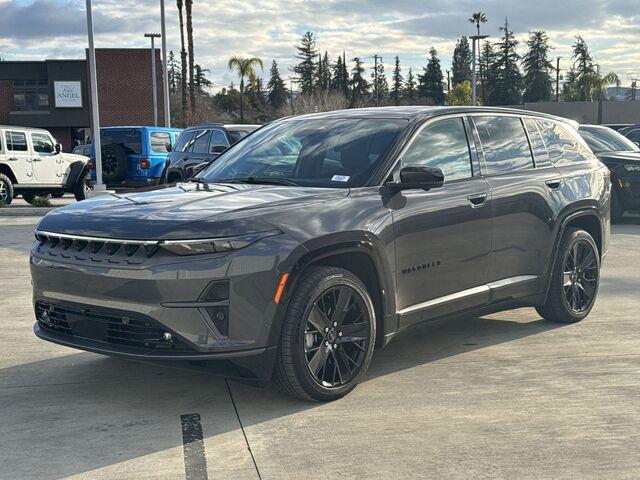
[30,233,301,380]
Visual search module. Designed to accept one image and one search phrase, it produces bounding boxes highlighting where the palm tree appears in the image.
[228,56,263,123]
[176,0,188,125]
[580,70,620,101]
[185,0,195,112]
[468,11,488,38]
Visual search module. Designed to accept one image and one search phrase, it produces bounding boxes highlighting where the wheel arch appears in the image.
[0,164,18,184]
[64,161,89,189]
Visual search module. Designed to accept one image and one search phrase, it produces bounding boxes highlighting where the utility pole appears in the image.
[160,0,170,127]
[556,57,561,102]
[373,54,380,107]
[145,33,161,126]
[446,70,451,92]
[86,0,103,190]
[470,34,489,106]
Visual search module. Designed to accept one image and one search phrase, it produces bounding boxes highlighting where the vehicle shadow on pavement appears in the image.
[0,312,562,479]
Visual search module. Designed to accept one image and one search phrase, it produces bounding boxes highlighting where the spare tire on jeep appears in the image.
[101,144,128,183]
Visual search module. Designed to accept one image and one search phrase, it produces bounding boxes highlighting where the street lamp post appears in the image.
[145,33,161,126]
[85,0,104,190]
[470,34,489,106]
[160,0,171,127]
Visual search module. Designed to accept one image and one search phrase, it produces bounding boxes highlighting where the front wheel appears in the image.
[273,266,376,402]
[537,227,600,324]
[0,173,13,205]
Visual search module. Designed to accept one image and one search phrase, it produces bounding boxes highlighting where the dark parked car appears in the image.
[619,124,640,146]
[579,124,640,222]
[165,124,260,183]
[31,107,610,401]
[72,144,91,157]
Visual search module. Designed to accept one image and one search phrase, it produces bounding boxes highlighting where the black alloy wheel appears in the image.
[273,266,376,401]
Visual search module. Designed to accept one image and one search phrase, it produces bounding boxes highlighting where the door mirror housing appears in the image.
[190,162,209,177]
[386,166,445,191]
[54,143,62,154]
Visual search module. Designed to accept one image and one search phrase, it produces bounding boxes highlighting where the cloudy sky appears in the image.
[0,0,638,90]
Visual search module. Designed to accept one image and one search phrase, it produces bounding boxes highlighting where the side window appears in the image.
[6,131,28,152]
[536,120,592,165]
[173,131,195,152]
[191,130,211,154]
[31,133,55,154]
[523,117,551,167]
[150,132,172,153]
[401,118,473,182]
[209,129,229,154]
[474,116,534,175]
[625,129,640,144]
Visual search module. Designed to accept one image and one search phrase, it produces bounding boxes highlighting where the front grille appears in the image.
[36,301,196,353]
[34,231,159,265]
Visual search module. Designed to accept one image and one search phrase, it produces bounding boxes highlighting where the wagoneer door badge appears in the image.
[402,260,442,275]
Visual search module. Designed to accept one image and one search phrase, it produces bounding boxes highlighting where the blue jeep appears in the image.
[90,126,182,188]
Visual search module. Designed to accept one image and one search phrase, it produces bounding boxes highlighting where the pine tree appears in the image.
[341,52,349,98]
[267,59,288,110]
[194,64,212,93]
[418,48,445,105]
[487,17,523,105]
[451,36,472,85]
[391,56,403,105]
[522,31,554,102]
[349,57,369,107]
[571,36,596,101]
[246,77,266,112]
[293,31,317,95]
[479,40,494,103]
[404,67,416,102]
[371,57,389,105]
[315,51,331,92]
[331,55,344,92]
[167,50,180,95]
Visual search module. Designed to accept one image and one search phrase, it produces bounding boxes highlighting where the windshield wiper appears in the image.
[216,177,300,187]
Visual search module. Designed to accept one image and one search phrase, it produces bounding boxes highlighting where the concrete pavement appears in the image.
[1,217,639,479]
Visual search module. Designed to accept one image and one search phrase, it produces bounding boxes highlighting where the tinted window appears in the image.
[100,129,142,154]
[228,128,255,143]
[31,133,55,153]
[523,117,551,167]
[12,80,49,111]
[173,131,195,152]
[209,129,229,153]
[579,127,640,153]
[5,131,28,151]
[474,116,533,175]
[150,132,172,152]
[199,118,406,188]
[623,128,640,144]
[401,118,472,181]
[191,130,211,154]
[536,120,592,165]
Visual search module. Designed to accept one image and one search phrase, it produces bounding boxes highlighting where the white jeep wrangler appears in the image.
[0,126,89,205]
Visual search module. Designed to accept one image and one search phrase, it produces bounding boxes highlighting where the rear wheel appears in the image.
[537,227,600,324]
[0,174,13,205]
[21,191,50,204]
[101,144,128,183]
[273,266,376,401]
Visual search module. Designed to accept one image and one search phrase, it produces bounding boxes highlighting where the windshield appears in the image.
[579,127,640,153]
[197,118,407,187]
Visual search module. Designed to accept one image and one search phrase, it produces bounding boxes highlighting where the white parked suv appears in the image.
[0,126,89,205]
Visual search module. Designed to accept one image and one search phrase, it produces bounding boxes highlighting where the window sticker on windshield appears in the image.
[331,175,350,182]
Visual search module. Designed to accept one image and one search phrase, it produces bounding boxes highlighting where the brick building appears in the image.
[0,48,165,151]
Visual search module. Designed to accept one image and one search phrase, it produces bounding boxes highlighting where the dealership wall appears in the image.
[506,101,640,124]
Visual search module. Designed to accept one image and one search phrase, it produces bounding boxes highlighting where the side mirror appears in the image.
[55,143,62,154]
[386,166,444,191]
[189,162,209,178]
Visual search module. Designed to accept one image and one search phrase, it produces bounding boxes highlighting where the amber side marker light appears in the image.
[274,273,289,304]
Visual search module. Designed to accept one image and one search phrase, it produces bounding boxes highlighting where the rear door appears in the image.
[470,114,563,299]
[30,131,62,184]
[4,130,33,183]
[391,116,493,326]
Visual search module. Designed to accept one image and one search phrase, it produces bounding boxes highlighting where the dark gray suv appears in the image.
[31,107,610,401]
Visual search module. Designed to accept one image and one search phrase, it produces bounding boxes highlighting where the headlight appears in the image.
[159,230,281,256]
[623,164,640,172]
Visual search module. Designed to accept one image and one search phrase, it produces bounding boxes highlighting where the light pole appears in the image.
[555,57,561,102]
[145,33,161,126]
[160,0,170,127]
[85,0,104,190]
[372,54,380,107]
[470,34,489,106]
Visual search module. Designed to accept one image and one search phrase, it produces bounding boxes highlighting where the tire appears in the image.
[73,177,90,201]
[273,266,376,402]
[22,192,50,205]
[101,144,129,183]
[51,189,65,198]
[0,173,14,205]
[536,227,600,324]
[611,189,624,224]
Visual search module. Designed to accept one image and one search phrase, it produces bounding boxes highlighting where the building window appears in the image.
[12,80,49,111]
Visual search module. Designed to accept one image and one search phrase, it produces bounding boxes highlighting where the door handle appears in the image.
[8,157,18,161]
[545,178,561,190]
[32,157,42,162]
[467,192,488,208]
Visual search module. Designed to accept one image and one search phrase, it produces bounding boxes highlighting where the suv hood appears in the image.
[61,152,89,163]
[36,182,349,240]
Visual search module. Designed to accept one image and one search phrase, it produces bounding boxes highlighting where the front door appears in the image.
[30,132,61,184]
[4,130,33,184]
[390,116,492,327]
